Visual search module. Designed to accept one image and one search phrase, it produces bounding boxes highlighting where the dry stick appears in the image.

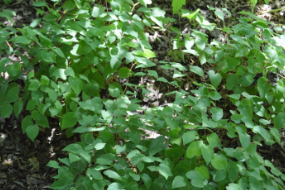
[11,0,25,7]
[5,40,11,48]
[132,2,140,12]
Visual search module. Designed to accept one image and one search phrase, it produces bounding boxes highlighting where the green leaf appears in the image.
[209,91,222,100]
[69,77,83,96]
[228,160,239,182]
[211,154,227,170]
[226,183,241,190]
[182,9,200,21]
[236,126,250,149]
[93,73,105,89]
[49,180,69,189]
[208,70,222,88]
[64,67,75,77]
[250,0,257,12]
[62,143,83,153]
[52,47,65,58]
[31,110,40,120]
[240,74,254,87]
[118,67,134,78]
[193,33,207,51]
[186,170,204,188]
[40,75,50,85]
[257,77,270,99]
[201,144,213,165]
[249,176,259,189]
[186,140,202,158]
[26,124,39,141]
[195,165,210,179]
[36,114,49,128]
[21,115,33,134]
[33,1,47,6]
[129,172,140,181]
[157,164,173,179]
[13,100,23,119]
[165,147,185,162]
[103,170,123,181]
[274,112,285,129]
[26,100,37,110]
[83,176,93,190]
[73,126,106,133]
[14,36,31,44]
[135,49,156,58]
[172,176,187,188]
[210,107,223,121]
[253,125,272,142]
[270,127,280,144]
[46,160,60,169]
[172,0,186,14]
[83,81,99,97]
[40,49,54,63]
[215,10,225,21]
[213,170,226,182]
[149,136,165,156]
[182,131,197,145]
[109,82,123,98]
[107,183,124,190]
[135,72,146,76]
[7,62,21,77]
[207,133,221,148]
[47,88,57,102]
[28,79,41,91]
[6,86,19,103]
[224,57,240,73]
[173,70,186,78]
[157,77,169,83]
[62,112,78,130]
[121,42,137,48]
[95,143,106,150]
[141,173,152,190]
[0,9,16,21]
[190,66,204,77]
[147,70,158,78]
[1,101,12,118]
[129,131,141,145]
[238,99,253,119]
[86,168,103,180]
[225,75,239,90]
[228,94,240,100]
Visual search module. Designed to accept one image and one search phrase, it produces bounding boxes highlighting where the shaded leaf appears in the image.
[190,66,204,77]
[26,124,39,141]
[62,112,78,130]
[1,101,12,118]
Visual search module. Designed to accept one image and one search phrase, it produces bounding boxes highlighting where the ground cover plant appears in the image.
[1,0,285,189]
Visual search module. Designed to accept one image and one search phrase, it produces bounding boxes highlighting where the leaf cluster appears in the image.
[0,0,285,189]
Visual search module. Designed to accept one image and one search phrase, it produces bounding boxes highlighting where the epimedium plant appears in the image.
[0,0,285,190]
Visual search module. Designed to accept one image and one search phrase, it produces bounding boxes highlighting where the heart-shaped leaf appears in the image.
[208,70,222,88]
[26,124,39,141]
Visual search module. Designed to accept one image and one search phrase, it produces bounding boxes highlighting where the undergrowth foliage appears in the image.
[1,0,285,189]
